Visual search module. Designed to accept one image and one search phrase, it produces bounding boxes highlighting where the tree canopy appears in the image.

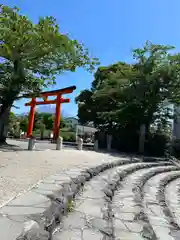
[76,42,180,147]
[0,4,99,142]
[9,112,67,133]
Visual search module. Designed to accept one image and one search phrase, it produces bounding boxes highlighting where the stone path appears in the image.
[0,147,123,240]
[51,160,180,240]
[0,139,121,206]
[1,149,180,239]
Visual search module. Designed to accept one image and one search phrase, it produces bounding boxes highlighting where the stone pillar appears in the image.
[14,123,20,138]
[139,124,146,154]
[94,140,99,151]
[77,138,83,150]
[28,137,36,151]
[107,134,112,151]
[56,136,63,150]
[19,129,22,139]
[50,132,54,143]
[173,105,180,139]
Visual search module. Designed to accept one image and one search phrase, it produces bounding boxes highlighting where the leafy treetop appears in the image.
[0,5,99,106]
[76,42,180,134]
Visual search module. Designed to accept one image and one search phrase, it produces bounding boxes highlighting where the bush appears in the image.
[95,129,139,153]
[170,139,180,158]
[145,133,169,157]
[112,132,139,153]
[33,129,50,139]
[95,128,169,157]
[60,131,76,142]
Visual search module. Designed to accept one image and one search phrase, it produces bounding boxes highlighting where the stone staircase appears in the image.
[17,158,180,240]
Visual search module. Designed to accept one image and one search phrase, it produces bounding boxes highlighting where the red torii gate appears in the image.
[24,86,76,140]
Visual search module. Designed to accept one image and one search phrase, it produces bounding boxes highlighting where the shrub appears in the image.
[95,129,169,157]
[145,133,169,157]
[60,131,76,142]
[170,139,180,158]
[111,132,139,153]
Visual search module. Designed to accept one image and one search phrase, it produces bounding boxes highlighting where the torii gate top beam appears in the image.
[23,85,76,98]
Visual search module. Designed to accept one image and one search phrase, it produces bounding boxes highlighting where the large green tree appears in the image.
[76,42,180,151]
[0,5,99,143]
[76,62,134,130]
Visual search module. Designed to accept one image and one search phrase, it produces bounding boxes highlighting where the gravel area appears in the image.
[0,141,122,206]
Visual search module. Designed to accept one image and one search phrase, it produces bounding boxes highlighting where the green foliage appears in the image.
[8,112,17,129]
[145,132,169,157]
[77,42,180,129]
[171,139,180,158]
[8,112,20,136]
[8,111,69,137]
[0,4,99,138]
[67,199,75,212]
[76,41,180,155]
[60,131,76,142]
[33,112,66,130]
[38,113,53,130]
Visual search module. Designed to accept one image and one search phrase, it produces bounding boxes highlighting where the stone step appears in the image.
[52,162,174,239]
[12,158,139,240]
[143,171,180,240]
[14,158,178,240]
[166,178,180,228]
[52,165,127,239]
[112,165,178,240]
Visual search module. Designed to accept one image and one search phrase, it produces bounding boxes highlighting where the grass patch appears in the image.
[67,199,75,212]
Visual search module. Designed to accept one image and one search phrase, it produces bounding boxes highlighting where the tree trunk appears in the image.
[0,58,24,145]
[0,106,11,144]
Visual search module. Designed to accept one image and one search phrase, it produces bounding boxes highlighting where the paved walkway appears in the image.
[0,142,120,206]
[0,142,122,240]
[1,141,180,240]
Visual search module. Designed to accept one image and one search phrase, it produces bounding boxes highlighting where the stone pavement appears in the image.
[52,161,180,240]
[0,139,121,206]
[1,146,180,239]
[0,146,124,240]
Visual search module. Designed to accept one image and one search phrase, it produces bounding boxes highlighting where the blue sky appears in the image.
[3,0,180,116]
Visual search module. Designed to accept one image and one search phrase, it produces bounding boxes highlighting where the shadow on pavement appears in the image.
[1,139,94,152]
[0,143,43,152]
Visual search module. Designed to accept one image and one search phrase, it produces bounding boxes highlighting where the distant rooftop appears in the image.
[76,124,97,133]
